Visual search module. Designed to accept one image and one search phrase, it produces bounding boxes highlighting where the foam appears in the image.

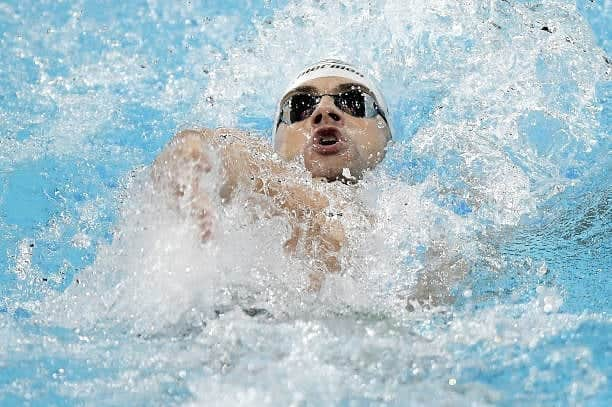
[1,0,609,404]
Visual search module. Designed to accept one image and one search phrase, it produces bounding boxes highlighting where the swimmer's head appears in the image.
[273,59,391,181]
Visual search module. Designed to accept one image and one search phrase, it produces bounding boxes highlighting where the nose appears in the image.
[310,96,344,127]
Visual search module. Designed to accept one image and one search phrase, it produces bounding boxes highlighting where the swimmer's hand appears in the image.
[152,128,345,289]
[152,129,216,240]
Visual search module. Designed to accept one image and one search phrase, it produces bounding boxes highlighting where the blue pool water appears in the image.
[1,0,610,405]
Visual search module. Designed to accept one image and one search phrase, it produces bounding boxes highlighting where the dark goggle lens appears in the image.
[335,89,366,117]
[289,93,319,123]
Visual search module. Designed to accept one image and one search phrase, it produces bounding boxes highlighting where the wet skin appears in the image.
[274,76,391,181]
[152,76,390,289]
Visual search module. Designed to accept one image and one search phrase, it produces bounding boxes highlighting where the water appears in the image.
[1,0,610,405]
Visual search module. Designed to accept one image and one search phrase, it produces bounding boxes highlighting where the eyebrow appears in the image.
[332,82,372,94]
[280,82,374,106]
[288,83,372,95]
[289,85,318,95]
[280,85,318,105]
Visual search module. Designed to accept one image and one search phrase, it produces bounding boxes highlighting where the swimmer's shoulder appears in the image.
[157,128,250,167]
[172,127,265,149]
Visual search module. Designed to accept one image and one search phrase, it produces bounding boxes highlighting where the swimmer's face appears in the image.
[274,76,391,181]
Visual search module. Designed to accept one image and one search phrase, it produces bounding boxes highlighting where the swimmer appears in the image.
[152,59,392,289]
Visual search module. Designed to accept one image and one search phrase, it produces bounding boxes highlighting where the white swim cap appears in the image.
[273,59,390,137]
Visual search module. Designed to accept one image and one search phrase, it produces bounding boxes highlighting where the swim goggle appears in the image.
[276,85,388,127]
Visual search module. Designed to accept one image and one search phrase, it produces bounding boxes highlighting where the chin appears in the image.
[305,151,352,180]
[309,162,367,182]
[307,165,343,180]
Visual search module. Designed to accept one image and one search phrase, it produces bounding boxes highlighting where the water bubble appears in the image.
[1,0,607,404]
[537,262,548,276]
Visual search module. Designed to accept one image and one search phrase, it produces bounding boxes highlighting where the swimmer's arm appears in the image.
[151,129,214,197]
[152,127,329,217]
[151,129,220,239]
[222,134,346,287]
[208,130,345,274]
[152,128,344,285]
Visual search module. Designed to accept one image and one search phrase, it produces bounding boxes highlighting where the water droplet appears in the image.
[537,262,548,276]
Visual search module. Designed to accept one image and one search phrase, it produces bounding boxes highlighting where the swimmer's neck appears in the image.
[313,175,359,185]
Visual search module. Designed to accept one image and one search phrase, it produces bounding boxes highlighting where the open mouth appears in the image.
[312,127,344,154]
